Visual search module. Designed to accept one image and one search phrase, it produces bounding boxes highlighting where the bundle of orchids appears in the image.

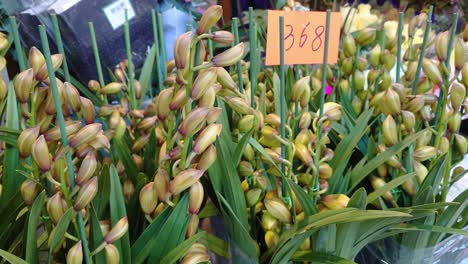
[0,4,467,264]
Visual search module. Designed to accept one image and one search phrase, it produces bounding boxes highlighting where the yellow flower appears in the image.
[341,4,379,34]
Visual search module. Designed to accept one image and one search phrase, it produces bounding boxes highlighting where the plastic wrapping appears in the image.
[14,0,158,83]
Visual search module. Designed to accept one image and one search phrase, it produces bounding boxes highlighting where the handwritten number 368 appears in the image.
[284,22,324,52]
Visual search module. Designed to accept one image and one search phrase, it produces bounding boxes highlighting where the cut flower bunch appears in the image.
[0,4,467,264]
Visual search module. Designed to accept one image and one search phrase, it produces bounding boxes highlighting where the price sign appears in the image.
[265,10,342,65]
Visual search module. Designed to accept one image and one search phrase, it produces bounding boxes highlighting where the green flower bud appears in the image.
[322,102,342,121]
[380,88,401,115]
[196,144,217,172]
[47,192,67,224]
[191,68,218,100]
[380,49,395,71]
[354,70,365,91]
[139,182,157,215]
[422,59,442,85]
[370,176,393,202]
[454,134,467,155]
[448,111,461,133]
[246,188,262,207]
[261,211,279,231]
[299,112,312,130]
[463,64,468,88]
[14,68,35,103]
[217,67,237,91]
[401,110,415,131]
[212,30,234,44]
[104,217,128,244]
[17,126,40,158]
[32,135,51,172]
[189,181,204,214]
[454,38,465,71]
[196,5,223,35]
[369,45,381,68]
[383,115,398,146]
[264,198,291,223]
[170,169,204,196]
[352,96,363,115]
[212,43,245,67]
[405,96,425,113]
[74,177,98,211]
[67,241,83,264]
[29,47,45,76]
[405,61,418,82]
[450,82,465,110]
[192,124,222,154]
[355,28,376,47]
[319,163,333,179]
[435,31,449,61]
[292,76,310,102]
[343,34,356,57]
[438,136,450,155]
[21,179,40,206]
[69,123,102,148]
[156,87,173,120]
[413,146,438,162]
[294,143,313,167]
[223,96,252,115]
[342,57,353,75]
[154,169,170,202]
[186,214,200,238]
[105,244,120,264]
[264,230,279,248]
[357,57,368,71]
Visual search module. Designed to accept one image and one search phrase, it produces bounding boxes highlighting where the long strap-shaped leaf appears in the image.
[0,249,28,264]
[26,191,45,264]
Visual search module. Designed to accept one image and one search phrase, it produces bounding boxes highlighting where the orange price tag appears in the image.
[265,10,342,65]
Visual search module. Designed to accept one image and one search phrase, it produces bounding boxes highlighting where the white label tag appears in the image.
[103,0,136,30]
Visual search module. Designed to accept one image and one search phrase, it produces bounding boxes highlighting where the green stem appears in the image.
[51,15,71,83]
[207,29,214,60]
[151,10,163,94]
[411,6,433,95]
[179,136,190,169]
[157,13,167,79]
[39,25,91,264]
[249,7,257,108]
[124,10,137,110]
[232,18,244,93]
[88,22,107,104]
[440,135,453,202]
[9,16,27,71]
[395,12,404,83]
[279,16,286,197]
[312,10,331,204]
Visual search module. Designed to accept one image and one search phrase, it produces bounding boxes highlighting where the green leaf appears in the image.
[367,173,416,203]
[347,188,367,209]
[418,154,448,198]
[271,231,312,264]
[199,232,229,258]
[112,138,138,184]
[198,201,219,218]
[138,45,157,103]
[131,207,173,262]
[143,128,157,176]
[160,232,206,264]
[109,165,131,264]
[272,72,282,117]
[93,165,110,218]
[233,129,254,167]
[393,224,468,236]
[285,178,318,215]
[0,249,28,264]
[148,194,190,262]
[328,109,373,193]
[48,208,73,255]
[292,251,357,264]
[248,137,284,177]
[89,206,106,264]
[349,130,425,192]
[26,191,45,264]
[0,83,23,208]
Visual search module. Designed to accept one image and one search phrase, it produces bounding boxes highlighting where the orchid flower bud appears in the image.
[32,135,51,172]
[47,192,67,224]
[169,169,204,196]
[196,144,217,172]
[14,68,34,103]
[74,177,98,210]
[370,176,393,202]
[294,143,313,167]
[170,87,188,110]
[104,217,128,244]
[178,107,211,136]
[66,241,83,264]
[189,181,204,214]
[383,115,398,146]
[212,43,245,67]
[191,68,218,100]
[212,31,234,44]
[100,82,124,95]
[454,38,465,72]
[29,47,45,75]
[36,54,62,81]
[413,146,438,162]
[69,123,102,148]
[196,5,223,35]
[454,134,467,155]
[139,182,157,215]
[291,76,310,102]
[192,124,222,154]
[17,126,40,157]
[343,34,356,57]
[422,59,442,85]
[63,82,81,112]
[264,198,291,223]
[156,88,173,120]
[174,32,193,69]
[21,179,40,206]
[76,152,97,185]
[435,31,449,61]
[216,67,237,91]
[186,214,200,238]
[105,244,120,264]
[80,97,95,124]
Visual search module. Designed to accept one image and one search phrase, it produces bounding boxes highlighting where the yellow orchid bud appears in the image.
[32,135,51,172]
[454,38,465,71]
[212,30,234,44]
[76,152,97,186]
[191,68,218,100]
[189,181,204,214]
[422,59,442,85]
[104,217,128,244]
[196,5,223,35]
[21,179,40,206]
[264,198,291,223]
[170,169,204,196]
[74,177,98,211]
[382,115,398,146]
[104,244,120,264]
[212,43,245,67]
[36,54,62,81]
[192,124,222,154]
[17,126,40,157]
[197,144,217,172]
[66,241,83,264]
[139,182,157,215]
[186,214,200,238]
[178,107,211,136]
[413,146,438,162]
[69,123,102,148]
[156,87,173,120]
[14,68,35,103]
